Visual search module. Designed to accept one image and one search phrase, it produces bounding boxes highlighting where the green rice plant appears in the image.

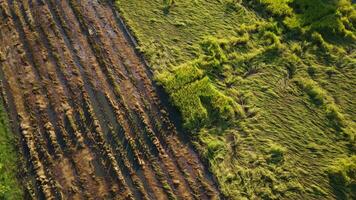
[262,31,283,50]
[307,66,317,77]
[295,78,354,140]
[163,0,175,14]
[201,134,227,160]
[198,37,229,75]
[115,0,356,198]
[170,77,238,130]
[163,0,174,7]
[290,42,303,56]
[311,32,334,52]
[306,184,328,196]
[251,0,356,39]
[325,103,346,130]
[267,143,286,164]
[225,0,242,12]
[156,63,204,92]
[328,156,356,200]
[259,0,293,16]
[295,78,327,106]
[294,0,355,38]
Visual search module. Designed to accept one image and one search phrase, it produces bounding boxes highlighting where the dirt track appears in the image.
[0,0,219,199]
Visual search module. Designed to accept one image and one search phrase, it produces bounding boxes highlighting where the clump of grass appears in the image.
[156,36,253,131]
[306,184,327,196]
[163,0,175,14]
[267,143,286,164]
[197,129,227,160]
[158,70,239,130]
[307,66,317,77]
[248,0,356,39]
[310,32,334,52]
[0,101,22,199]
[328,156,356,200]
[325,67,339,78]
[290,42,303,56]
[156,63,204,92]
[325,103,346,130]
[295,78,355,142]
[262,31,284,51]
[259,0,294,17]
[224,0,242,12]
[295,78,327,106]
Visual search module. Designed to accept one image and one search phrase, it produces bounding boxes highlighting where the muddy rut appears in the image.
[0,0,220,199]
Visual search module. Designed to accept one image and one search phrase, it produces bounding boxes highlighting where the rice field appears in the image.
[0,0,220,199]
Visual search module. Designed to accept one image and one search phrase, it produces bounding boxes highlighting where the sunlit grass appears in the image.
[115,0,356,199]
[0,101,22,199]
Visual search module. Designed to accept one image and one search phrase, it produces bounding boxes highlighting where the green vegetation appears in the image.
[0,100,22,199]
[115,0,356,199]
[295,78,354,141]
[255,0,356,39]
[156,57,240,130]
[328,156,356,200]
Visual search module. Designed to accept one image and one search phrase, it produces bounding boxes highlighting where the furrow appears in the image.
[42,0,159,197]
[48,0,182,198]
[15,1,102,199]
[0,27,53,200]
[105,2,220,196]
[44,0,170,198]
[18,0,124,197]
[83,2,214,198]
[4,1,68,199]
[29,1,140,198]
[61,2,204,198]
[0,19,40,198]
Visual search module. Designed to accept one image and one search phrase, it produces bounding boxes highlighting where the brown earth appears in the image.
[0,0,220,199]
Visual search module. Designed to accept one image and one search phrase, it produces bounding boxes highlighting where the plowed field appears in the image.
[0,0,220,199]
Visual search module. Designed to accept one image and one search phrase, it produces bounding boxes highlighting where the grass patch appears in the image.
[248,0,356,39]
[267,143,286,164]
[295,78,355,142]
[328,156,356,200]
[157,64,239,131]
[0,100,23,199]
[115,0,356,199]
